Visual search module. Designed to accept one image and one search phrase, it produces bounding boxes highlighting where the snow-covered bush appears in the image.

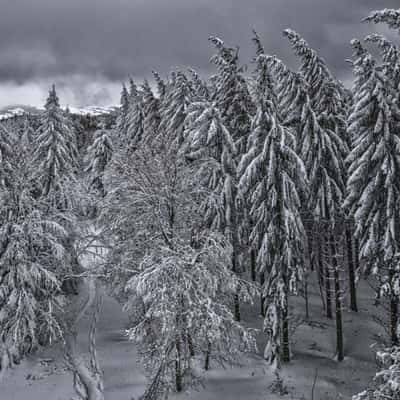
[353,346,400,400]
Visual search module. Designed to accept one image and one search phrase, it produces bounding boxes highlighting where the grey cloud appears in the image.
[0,0,398,106]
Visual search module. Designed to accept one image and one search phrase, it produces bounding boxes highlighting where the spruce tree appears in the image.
[0,123,14,190]
[259,53,330,316]
[128,77,138,99]
[158,71,192,148]
[187,68,210,101]
[185,100,242,320]
[0,123,69,374]
[345,41,400,346]
[86,126,113,197]
[364,8,400,32]
[116,84,129,145]
[152,70,167,100]
[365,34,400,88]
[239,54,307,367]
[141,80,161,146]
[126,81,144,151]
[207,37,255,309]
[209,36,254,157]
[20,116,35,153]
[33,85,78,210]
[284,29,348,360]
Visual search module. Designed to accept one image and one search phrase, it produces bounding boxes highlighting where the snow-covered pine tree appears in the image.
[141,80,161,146]
[33,85,79,210]
[125,80,144,152]
[365,33,400,91]
[184,99,243,320]
[86,125,113,197]
[158,71,193,148]
[0,127,70,376]
[301,83,348,356]
[128,77,138,99]
[239,54,307,367]
[187,68,210,101]
[0,123,15,190]
[250,32,297,126]
[207,37,255,309]
[345,39,400,346]
[283,28,349,114]
[184,101,236,236]
[363,8,400,32]
[346,40,371,299]
[236,33,282,310]
[152,70,167,101]
[20,116,35,152]
[115,83,129,146]
[257,52,326,316]
[284,28,349,359]
[208,36,254,157]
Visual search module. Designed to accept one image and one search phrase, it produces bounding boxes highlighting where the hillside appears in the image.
[0,104,118,121]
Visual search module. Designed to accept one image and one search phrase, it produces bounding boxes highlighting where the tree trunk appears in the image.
[324,245,333,320]
[234,292,241,322]
[231,219,241,322]
[345,225,358,312]
[260,272,265,317]
[316,235,326,311]
[0,343,14,382]
[281,297,290,363]
[330,235,344,361]
[229,188,241,322]
[390,296,399,346]
[175,339,183,392]
[307,224,315,271]
[389,267,399,346]
[354,237,360,272]
[304,220,312,318]
[204,342,211,371]
[304,273,310,319]
[188,334,195,357]
[250,248,257,282]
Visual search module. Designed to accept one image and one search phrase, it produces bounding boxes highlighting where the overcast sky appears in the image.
[0,0,398,108]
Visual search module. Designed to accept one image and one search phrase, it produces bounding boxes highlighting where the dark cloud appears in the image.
[0,0,398,106]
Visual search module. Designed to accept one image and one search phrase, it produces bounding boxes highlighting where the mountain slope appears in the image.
[0,104,118,120]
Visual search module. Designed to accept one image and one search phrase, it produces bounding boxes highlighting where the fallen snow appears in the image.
[1,271,385,400]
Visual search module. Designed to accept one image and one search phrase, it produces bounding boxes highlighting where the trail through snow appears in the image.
[0,227,386,399]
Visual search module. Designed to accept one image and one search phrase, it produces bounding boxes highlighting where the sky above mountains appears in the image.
[0,0,398,107]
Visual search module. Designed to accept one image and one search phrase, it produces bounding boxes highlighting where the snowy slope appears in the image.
[1,274,383,400]
[0,104,118,120]
[0,105,38,120]
[68,105,119,116]
[0,223,383,400]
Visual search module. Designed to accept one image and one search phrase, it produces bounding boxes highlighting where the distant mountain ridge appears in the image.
[0,104,119,121]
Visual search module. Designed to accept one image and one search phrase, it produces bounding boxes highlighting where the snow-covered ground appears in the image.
[1,272,383,400]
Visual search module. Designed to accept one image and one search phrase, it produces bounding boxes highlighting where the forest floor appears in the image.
[1,272,386,400]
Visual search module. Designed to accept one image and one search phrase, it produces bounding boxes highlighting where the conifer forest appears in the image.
[1,4,400,400]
